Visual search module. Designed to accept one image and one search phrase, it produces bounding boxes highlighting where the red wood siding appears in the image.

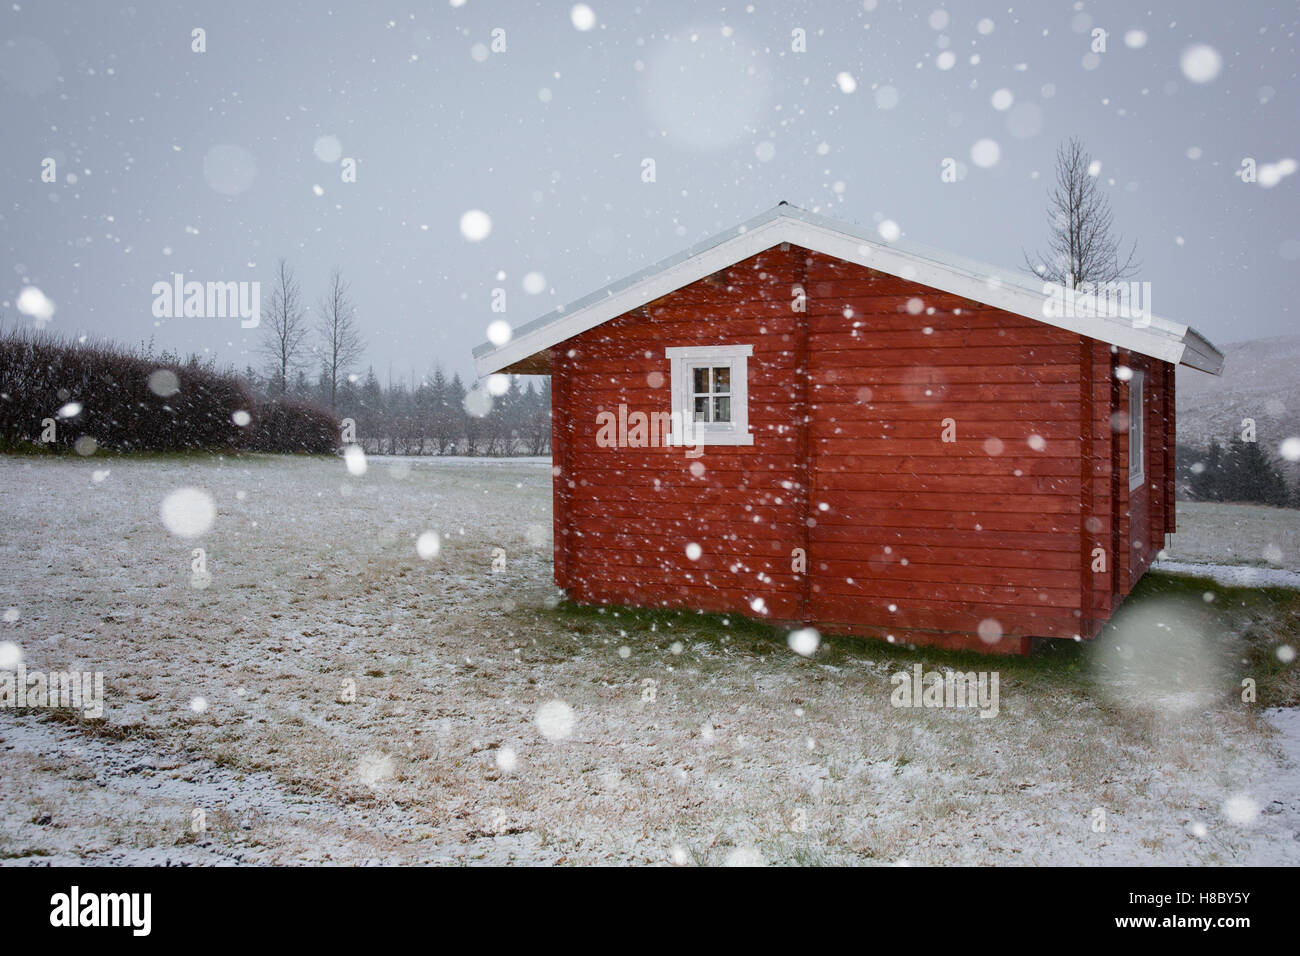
[1118,349,1176,593]
[553,247,807,623]
[800,252,1081,652]
[548,244,1171,654]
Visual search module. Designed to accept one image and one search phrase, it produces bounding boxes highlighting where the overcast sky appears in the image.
[2,0,1296,385]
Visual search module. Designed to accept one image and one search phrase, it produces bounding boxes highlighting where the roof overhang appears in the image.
[473,204,1224,378]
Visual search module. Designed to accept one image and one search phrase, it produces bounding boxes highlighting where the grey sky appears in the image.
[2,0,1296,386]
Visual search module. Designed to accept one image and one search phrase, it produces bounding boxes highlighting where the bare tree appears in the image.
[315,267,365,410]
[260,259,309,395]
[1024,137,1139,287]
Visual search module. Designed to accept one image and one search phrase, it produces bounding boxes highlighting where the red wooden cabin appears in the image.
[474,204,1223,654]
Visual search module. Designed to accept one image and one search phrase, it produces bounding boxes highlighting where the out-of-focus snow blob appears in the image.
[344,444,367,476]
[203,144,257,195]
[1124,29,1148,49]
[936,50,956,70]
[2,608,18,624]
[486,373,510,397]
[358,751,395,788]
[1027,434,1046,451]
[685,542,702,560]
[977,619,1003,644]
[570,4,596,31]
[1180,44,1222,84]
[486,319,512,346]
[1092,596,1221,714]
[750,597,768,615]
[57,401,81,419]
[161,488,215,538]
[991,88,1014,111]
[788,627,820,657]
[463,386,493,418]
[977,18,994,35]
[459,209,492,242]
[232,410,251,427]
[148,369,180,397]
[724,846,764,867]
[313,135,343,163]
[983,436,1004,455]
[1272,436,1297,462]
[522,271,547,294]
[878,219,901,242]
[74,436,97,456]
[1221,794,1259,827]
[835,72,857,93]
[1007,102,1044,139]
[16,286,56,323]
[416,531,441,560]
[495,747,518,772]
[1277,644,1296,664]
[189,696,208,713]
[1258,158,1297,188]
[874,85,899,109]
[536,700,575,740]
[0,640,21,669]
[644,25,770,151]
[971,139,1001,168]
[927,9,949,30]
[755,140,776,162]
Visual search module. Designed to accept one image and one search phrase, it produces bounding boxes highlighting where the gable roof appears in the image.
[472,202,1224,378]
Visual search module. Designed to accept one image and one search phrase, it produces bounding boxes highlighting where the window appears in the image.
[665,345,753,446]
[1128,369,1145,491]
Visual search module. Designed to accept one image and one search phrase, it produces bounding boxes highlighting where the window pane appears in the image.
[713,396,731,422]
[693,367,709,394]
[713,366,730,393]
[693,396,709,422]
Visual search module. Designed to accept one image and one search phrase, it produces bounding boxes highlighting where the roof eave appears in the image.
[472,204,1224,377]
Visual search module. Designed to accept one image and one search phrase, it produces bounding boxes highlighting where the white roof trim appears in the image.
[473,204,1224,377]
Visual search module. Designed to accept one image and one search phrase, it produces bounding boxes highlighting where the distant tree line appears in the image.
[240,362,551,457]
[1177,438,1299,508]
[253,258,550,456]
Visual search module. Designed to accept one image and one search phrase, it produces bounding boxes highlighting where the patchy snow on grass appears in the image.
[1,454,1297,866]
[1154,560,1300,591]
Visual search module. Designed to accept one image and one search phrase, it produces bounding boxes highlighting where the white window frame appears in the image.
[665,344,754,446]
[1128,369,1145,491]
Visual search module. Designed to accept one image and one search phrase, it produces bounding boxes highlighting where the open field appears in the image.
[1,454,1297,865]
[1163,500,1300,568]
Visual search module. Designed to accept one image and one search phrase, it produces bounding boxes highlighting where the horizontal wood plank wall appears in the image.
[1165,360,1177,535]
[799,251,1087,649]
[546,244,1180,652]
[1085,340,1115,636]
[1126,353,1149,588]
[556,246,807,622]
[551,348,573,593]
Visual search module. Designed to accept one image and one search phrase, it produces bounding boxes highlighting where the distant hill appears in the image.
[1177,334,1300,480]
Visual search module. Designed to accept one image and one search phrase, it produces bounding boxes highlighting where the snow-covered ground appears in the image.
[1164,500,1300,568]
[1,454,1297,865]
